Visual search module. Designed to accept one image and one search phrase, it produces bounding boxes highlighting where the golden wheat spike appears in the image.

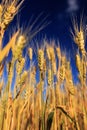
[46,47,51,60]
[48,69,53,86]
[76,53,81,73]
[31,66,36,85]
[16,35,26,47]
[71,16,86,55]
[16,58,25,75]
[74,31,85,55]
[38,49,44,72]
[28,47,33,60]
[1,0,24,30]
[12,35,27,61]
[18,71,28,87]
[59,65,65,83]
[56,47,61,60]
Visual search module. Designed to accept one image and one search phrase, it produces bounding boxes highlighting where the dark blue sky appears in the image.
[6,0,87,44]
[4,0,87,49]
[24,0,87,84]
[18,0,87,44]
[4,0,87,84]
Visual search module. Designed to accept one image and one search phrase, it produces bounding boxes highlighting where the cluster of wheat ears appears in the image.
[0,0,87,130]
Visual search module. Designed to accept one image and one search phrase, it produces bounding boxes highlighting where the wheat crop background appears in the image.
[0,0,87,130]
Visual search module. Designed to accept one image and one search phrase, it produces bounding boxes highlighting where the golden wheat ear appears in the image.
[1,0,24,27]
[0,0,24,51]
[70,15,86,55]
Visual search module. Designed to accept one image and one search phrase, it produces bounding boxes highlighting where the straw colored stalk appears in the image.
[20,105,29,130]
[11,99,19,130]
[46,45,51,61]
[52,87,57,130]
[0,5,3,20]
[55,82,61,108]
[0,4,3,50]
[21,90,34,130]
[14,71,28,97]
[0,103,5,130]
[0,79,3,94]
[0,95,7,130]
[34,93,40,130]
[82,60,86,86]
[65,80,75,119]
[7,60,15,93]
[38,49,44,129]
[0,31,19,63]
[36,82,44,129]
[18,100,28,130]
[6,92,13,130]
[0,63,4,77]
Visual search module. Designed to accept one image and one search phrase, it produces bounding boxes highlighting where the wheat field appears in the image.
[0,0,87,130]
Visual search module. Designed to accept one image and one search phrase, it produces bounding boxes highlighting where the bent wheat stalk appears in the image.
[0,30,19,63]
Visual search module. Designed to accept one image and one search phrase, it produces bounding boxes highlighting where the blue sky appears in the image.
[2,0,87,85]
